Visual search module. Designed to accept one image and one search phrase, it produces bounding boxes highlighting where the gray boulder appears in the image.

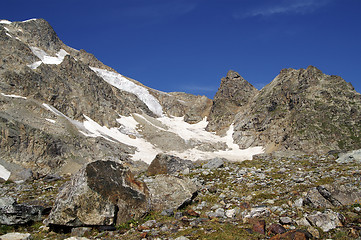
[0,196,43,225]
[45,160,150,227]
[307,210,343,232]
[336,149,361,163]
[146,175,198,211]
[304,184,361,208]
[147,153,193,175]
[202,158,225,169]
[0,232,31,240]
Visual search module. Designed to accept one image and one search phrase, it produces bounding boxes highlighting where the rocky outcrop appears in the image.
[0,232,32,240]
[147,153,193,175]
[45,160,150,227]
[233,66,361,153]
[201,158,225,169]
[206,70,258,133]
[304,184,361,208]
[336,149,361,163]
[0,196,43,225]
[145,175,199,212]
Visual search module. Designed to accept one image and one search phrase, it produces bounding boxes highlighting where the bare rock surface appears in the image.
[233,66,361,153]
[144,175,199,212]
[0,232,32,240]
[45,160,150,227]
[0,196,43,225]
[206,70,258,134]
[147,153,193,175]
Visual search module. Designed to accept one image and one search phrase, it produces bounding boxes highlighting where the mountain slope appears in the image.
[0,19,263,179]
[206,70,259,134]
[232,66,361,153]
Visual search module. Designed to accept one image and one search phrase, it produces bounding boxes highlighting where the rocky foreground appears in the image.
[1,150,360,240]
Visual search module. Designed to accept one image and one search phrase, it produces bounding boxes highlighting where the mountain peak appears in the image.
[226,70,241,79]
[206,70,258,133]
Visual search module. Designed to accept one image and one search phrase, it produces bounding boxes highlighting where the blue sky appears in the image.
[1,0,360,98]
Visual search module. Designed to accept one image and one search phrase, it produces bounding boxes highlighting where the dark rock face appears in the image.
[46,160,150,227]
[233,66,361,153]
[269,229,312,240]
[147,153,193,176]
[0,196,43,225]
[206,70,258,133]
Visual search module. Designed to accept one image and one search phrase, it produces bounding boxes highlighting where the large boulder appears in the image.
[336,149,361,163]
[45,160,150,227]
[147,153,193,176]
[304,184,361,208]
[0,196,43,225]
[306,210,343,232]
[145,175,199,212]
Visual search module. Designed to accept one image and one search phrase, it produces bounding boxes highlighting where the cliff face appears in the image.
[232,66,361,153]
[206,70,258,134]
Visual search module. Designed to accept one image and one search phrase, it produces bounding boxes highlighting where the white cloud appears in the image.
[235,0,332,18]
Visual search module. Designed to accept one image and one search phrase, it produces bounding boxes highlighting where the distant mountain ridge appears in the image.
[0,18,360,180]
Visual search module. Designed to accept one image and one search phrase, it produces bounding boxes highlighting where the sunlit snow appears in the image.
[27,61,42,69]
[46,118,56,123]
[22,18,38,23]
[28,47,68,68]
[1,93,27,99]
[41,101,263,164]
[81,115,159,163]
[0,164,11,181]
[0,20,12,24]
[90,67,163,117]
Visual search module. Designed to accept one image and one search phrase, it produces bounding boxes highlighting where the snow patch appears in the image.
[27,61,42,69]
[90,67,163,117]
[22,18,38,23]
[157,116,222,142]
[5,32,13,38]
[46,118,56,124]
[29,47,68,68]
[0,20,12,24]
[81,115,159,163]
[1,93,27,99]
[0,164,11,181]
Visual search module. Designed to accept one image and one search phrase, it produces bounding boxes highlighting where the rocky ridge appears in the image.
[232,66,361,153]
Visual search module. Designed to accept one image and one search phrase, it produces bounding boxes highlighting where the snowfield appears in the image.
[42,102,263,164]
[90,67,163,117]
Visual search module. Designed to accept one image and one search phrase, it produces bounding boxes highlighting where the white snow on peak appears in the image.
[22,18,38,23]
[28,47,69,68]
[0,20,12,24]
[1,93,27,99]
[0,164,11,181]
[90,67,163,117]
